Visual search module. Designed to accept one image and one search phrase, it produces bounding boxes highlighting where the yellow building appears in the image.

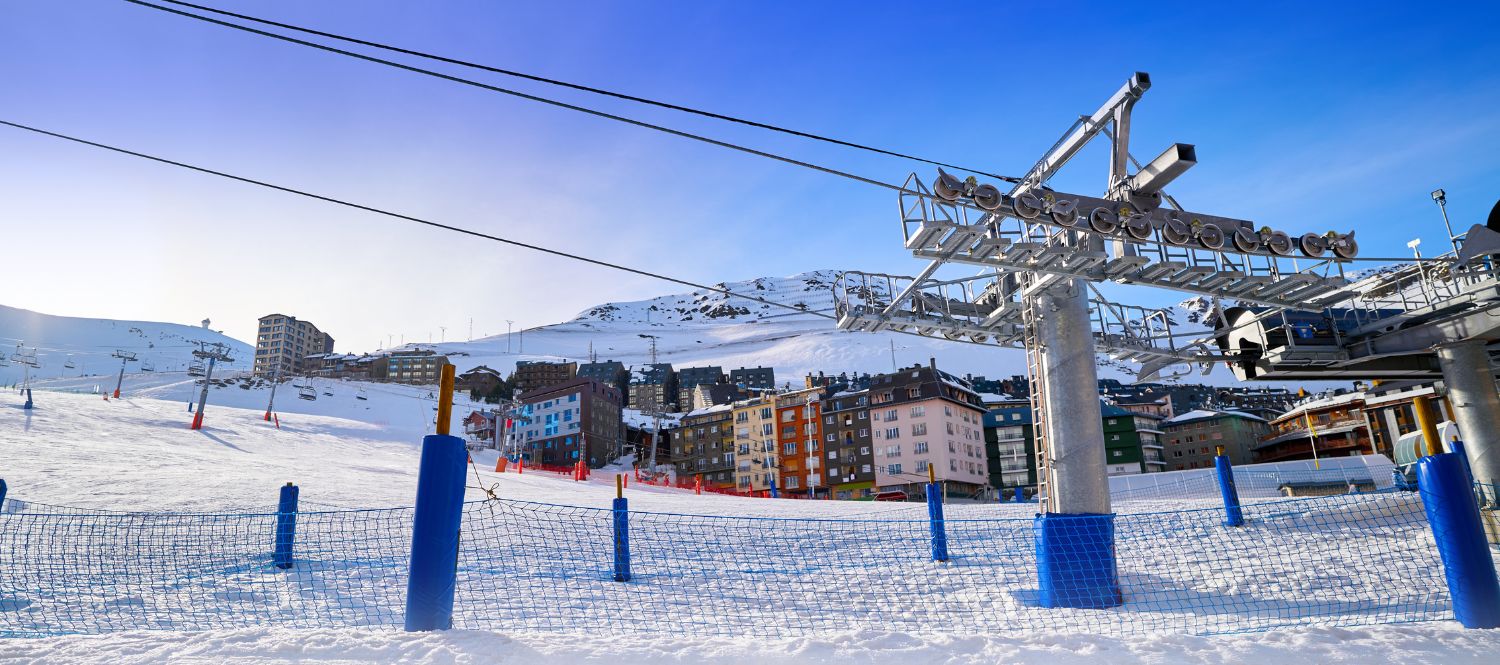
[732,396,778,492]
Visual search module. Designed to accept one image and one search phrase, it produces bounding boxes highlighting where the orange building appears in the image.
[775,388,824,497]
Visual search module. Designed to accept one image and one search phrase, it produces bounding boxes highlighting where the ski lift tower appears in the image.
[11,344,39,410]
[110,349,137,399]
[835,72,1366,606]
[189,342,235,430]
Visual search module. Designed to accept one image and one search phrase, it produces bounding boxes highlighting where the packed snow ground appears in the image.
[4,623,1500,665]
[3,390,1498,663]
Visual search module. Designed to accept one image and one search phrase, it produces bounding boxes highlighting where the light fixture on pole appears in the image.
[1432,188,1459,253]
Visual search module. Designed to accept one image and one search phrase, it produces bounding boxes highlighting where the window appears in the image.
[784,442,797,455]
[828,450,837,460]
[568,394,577,402]
[911,423,927,436]
[861,464,872,473]
[859,446,870,456]
[913,442,929,454]
[888,463,903,475]
[884,427,900,439]
[782,411,795,422]
[916,460,928,473]
[884,409,898,422]
[826,433,835,442]
[909,405,926,418]
[858,428,868,437]
[858,411,867,420]
[884,445,901,457]
[950,459,958,471]
[824,415,834,425]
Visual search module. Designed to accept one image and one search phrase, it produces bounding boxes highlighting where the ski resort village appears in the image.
[4,2,1500,664]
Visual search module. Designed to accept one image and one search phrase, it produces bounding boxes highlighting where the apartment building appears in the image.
[674,404,736,490]
[629,363,676,411]
[869,363,989,498]
[513,360,577,395]
[578,360,629,393]
[821,389,875,499]
[1162,409,1269,469]
[775,388,824,497]
[984,405,1035,492]
[676,366,724,411]
[729,366,776,391]
[253,314,334,377]
[512,377,623,468]
[1255,391,1372,463]
[372,349,450,385]
[1102,403,1167,475]
[731,396,779,493]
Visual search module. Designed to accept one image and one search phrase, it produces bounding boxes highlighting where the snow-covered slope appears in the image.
[0,304,252,385]
[381,270,1062,385]
[2,390,1495,664]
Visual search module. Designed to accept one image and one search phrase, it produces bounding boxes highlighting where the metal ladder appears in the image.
[1022,274,1051,513]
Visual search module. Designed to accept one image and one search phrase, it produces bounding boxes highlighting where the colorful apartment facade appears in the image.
[512,377,623,468]
[869,363,989,498]
[732,396,778,492]
[822,389,876,499]
[775,388,824,497]
[674,404,736,489]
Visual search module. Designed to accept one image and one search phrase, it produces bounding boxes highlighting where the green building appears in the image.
[983,400,1167,496]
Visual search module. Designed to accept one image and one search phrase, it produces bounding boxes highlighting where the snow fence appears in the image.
[0,487,1465,639]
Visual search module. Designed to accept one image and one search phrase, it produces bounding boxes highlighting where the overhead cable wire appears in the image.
[122,1,1447,266]
[121,0,905,194]
[0,119,835,320]
[144,0,1022,184]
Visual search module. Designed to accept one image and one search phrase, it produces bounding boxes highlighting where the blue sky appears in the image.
[2,0,1498,349]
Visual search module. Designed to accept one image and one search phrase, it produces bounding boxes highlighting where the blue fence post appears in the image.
[273,482,299,569]
[1214,448,1245,527]
[404,432,469,631]
[926,479,949,562]
[1035,513,1123,609]
[613,474,631,582]
[1417,452,1500,628]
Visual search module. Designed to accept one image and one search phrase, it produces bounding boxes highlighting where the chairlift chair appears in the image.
[64,356,77,370]
[141,360,156,372]
[298,383,318,401]
[355,387,368,401]
[188,360,206,377]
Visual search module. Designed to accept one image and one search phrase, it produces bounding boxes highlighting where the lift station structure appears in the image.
[833,73,1500,600]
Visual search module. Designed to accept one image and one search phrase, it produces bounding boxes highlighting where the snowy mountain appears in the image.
[9,269,1248,410]
[384,269,1043,386]
[0,304,253,386]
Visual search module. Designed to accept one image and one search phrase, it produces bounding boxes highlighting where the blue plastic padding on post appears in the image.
[769,480,779,498]
[613,496,632,582]
[23,389,33,410]
[273,484,299,570]
[1214,455,1245,527]
[926,482,949,562]
[0,478,7,507]
[404,434,469,632]
[1035,513,1123,609]
[1417,452,1500,628]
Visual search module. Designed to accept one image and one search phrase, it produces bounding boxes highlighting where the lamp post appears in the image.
[506,320,514,354]
[1432,189,1459,253]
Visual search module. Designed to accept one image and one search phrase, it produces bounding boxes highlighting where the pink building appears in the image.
[869,362,989,497]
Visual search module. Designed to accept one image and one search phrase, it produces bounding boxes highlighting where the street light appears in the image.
[1432,189,1458,252]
